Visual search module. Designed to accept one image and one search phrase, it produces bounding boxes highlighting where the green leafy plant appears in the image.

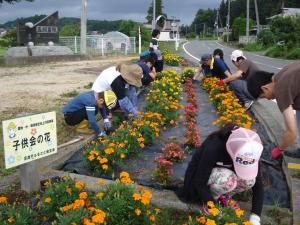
[0,201,40,225]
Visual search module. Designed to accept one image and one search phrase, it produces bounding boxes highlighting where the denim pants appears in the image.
[207,167,255,199]
[125,85,138,111]
[229,79,254,104]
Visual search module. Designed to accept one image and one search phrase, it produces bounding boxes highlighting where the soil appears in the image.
[0,56,137,118]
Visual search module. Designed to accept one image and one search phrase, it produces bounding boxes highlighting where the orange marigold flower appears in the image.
[208,208,219,216]
[98,179,105,186]
[75,182,85,190]
[66,187,72,194]
[120,153,126,158]
[91,210,106,224]
[197,216,206,224]
[149,215,155,221]
[135,208,142,216]
[44,197,51,203]
[72,199,85,210]
[140,143,145,148]
[0,196,8,203]
[132,193,142,200]
[79,192,88,199]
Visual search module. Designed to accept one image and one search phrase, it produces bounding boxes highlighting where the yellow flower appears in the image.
[208,207,219,216]
[205,219,217,225]
[79,192,88,199]
[207,201,215,208]
[44,197,51,203]
[120,153,126,158]
[104,148,114,154]
[140,143,145,148]
[7,217,15,223]
[154,208,160,214]
[135,208,142,216]
[120,171,130,178]
[98,179,105,186]
[235,208,244,218]
[96,192,104,198]
[102,164,108,170]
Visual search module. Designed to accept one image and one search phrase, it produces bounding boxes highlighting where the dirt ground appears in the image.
[0,56,137,117]
[0,56,137,172]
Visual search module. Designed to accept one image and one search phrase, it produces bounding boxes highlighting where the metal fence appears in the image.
[59,35,136,56]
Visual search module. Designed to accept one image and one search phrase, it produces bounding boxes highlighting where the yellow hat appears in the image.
[104,90,117,109]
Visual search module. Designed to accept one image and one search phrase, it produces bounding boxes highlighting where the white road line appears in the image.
[214,41,282,70]
[183,42,200,61]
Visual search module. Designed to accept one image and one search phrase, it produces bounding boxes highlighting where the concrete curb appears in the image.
[251,99,300,225]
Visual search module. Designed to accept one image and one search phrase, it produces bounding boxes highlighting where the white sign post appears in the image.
[2,112,57,193]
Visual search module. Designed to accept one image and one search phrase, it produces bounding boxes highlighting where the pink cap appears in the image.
[226,127,263,180]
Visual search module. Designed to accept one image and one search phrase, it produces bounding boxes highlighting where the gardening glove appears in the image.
[271,147,283,160]
[103,118,111,131]
[249,214,261,225]
[217,79,225,86]
[97,131,107,138]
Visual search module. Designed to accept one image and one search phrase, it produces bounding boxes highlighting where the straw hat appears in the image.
[119,64,143,88]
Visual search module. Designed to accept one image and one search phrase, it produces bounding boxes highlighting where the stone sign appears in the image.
[17,11,59,46]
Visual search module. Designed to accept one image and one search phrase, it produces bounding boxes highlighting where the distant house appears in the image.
[159,18,180,41]
[268,8,300,20]
[17,11,59,46]
[0,28,7,37]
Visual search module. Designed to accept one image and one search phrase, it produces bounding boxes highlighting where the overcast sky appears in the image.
[0,0,219,25]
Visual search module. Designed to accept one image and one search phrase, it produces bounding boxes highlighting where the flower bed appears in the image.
[202,77,253,128]
[0,173,159,225]
[163,52,183,66]
[82,69,183,175]
[184,201,252,225]
[183,78,201,148]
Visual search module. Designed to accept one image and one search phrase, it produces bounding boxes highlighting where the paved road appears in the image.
[183,40,295,73]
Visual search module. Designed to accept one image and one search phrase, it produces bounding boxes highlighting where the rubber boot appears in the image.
[76,119,89,129]
[76,126,94,134]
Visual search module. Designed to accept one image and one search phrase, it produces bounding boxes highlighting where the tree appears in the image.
[232,17,254,40]
[60,24,80,36]
[118,20,137,36]
[146,0,166,27]
[190,8,217,36]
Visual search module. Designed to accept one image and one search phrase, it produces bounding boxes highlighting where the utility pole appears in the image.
[246,0,250,43]
[80,0,87,55]
[226,0,231,42]
[152,0,156,30]
[254,0,260,34]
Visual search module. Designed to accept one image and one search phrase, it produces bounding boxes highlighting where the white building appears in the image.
[268,8,300,19]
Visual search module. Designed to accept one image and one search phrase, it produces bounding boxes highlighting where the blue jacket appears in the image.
[61,91,105,135]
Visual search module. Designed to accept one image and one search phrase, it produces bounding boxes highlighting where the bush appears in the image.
[287,47,300,59]
[242,43,266,52]
[257,29,275,47]
[0,201,40,225]
[265,46,287,58]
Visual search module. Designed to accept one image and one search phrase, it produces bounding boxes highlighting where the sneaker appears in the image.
[284,149,300,158]
[244,100,254,110]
